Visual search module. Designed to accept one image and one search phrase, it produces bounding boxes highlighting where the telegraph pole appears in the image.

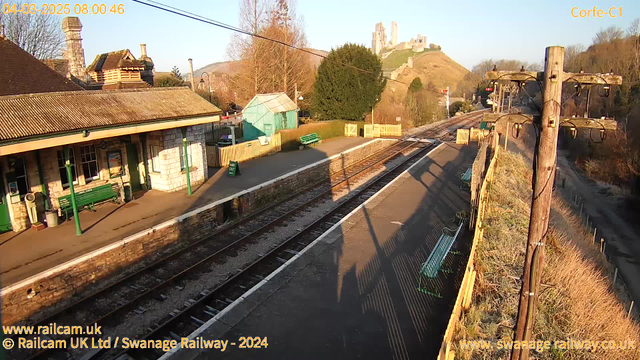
[512,46,564,360]
[484,46,622,360]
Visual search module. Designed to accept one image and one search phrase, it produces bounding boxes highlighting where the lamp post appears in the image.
[199,72,212,103]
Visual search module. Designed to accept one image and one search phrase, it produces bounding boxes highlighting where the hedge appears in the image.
[278,120,364,151]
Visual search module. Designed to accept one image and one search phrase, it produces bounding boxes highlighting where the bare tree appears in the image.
[564,44,585,68]
[227,0,313,104]
[0,0,65,59]
[593,26,624,44]
[627,18,640,37]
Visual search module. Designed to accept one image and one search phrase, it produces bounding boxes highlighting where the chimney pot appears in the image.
[140,43,147,58]
[0,25,5,38]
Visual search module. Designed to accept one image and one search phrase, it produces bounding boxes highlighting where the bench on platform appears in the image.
[460,167,472,191]
[300,133,320,146]
[417,221,465,298]
[58,183,119,220]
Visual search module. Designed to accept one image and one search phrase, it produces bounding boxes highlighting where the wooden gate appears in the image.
[344,123,358,137]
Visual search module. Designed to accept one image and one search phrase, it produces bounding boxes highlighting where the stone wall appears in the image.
[148,125,207,192]
[0,139,395,326]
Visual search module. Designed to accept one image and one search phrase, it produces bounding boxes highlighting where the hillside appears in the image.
[383,51,469,101]
[382,48,438,70]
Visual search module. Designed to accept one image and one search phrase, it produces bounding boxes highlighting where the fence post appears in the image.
[613,268,618,286]
[600,238,605,253]
[592,228,597,244]
[629,301,635,318]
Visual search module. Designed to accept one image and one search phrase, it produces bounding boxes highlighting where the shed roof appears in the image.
[0,87,221,142]
[0,38,84,96]
[247,92,297,113]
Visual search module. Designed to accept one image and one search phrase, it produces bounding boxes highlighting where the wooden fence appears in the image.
[438,132,499,360]
[344,123,358,137]
[363,124,401,138]
[206,133,282,168]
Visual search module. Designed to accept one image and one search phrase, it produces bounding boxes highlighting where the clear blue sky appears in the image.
[50,0,640,72]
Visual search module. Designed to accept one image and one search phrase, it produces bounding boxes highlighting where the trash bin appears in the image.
[45,210,59,228]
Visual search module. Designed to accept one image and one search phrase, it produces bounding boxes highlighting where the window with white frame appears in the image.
[57,149,78,189]
[150,145,161,173]
[179,142,193,170]
[80,145,99,182]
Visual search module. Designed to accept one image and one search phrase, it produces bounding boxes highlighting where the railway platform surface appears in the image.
[192,142,476,360]
[0,136,370,288]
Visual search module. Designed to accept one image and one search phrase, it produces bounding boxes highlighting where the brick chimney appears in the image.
[62,17,87,83]
[139,43,154,86]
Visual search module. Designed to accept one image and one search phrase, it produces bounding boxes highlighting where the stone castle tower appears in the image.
[390,21,398,47]
[62,17,87,83]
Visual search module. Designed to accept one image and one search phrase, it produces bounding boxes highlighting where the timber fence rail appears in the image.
[206,133,282,168]
[438,132,499,360]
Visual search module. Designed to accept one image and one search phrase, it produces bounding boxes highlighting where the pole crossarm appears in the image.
[563,73,622,85]
[482,113,618,130]
[485,71,542,82]
[486,71,622,86]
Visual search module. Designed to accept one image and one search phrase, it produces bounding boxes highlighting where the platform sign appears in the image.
[228,161,240,177]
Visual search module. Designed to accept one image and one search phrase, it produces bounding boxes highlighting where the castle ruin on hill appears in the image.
[371,21,427,56]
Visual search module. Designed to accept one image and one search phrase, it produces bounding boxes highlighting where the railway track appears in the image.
[10,111,484,360]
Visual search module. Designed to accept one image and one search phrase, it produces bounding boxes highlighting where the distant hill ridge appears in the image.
[193,48,329,78]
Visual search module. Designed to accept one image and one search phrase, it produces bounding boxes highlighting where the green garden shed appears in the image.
[242,92,298,141]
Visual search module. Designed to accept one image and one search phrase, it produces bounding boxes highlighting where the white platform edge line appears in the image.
[158,142,445,360]
[1,139,391,294]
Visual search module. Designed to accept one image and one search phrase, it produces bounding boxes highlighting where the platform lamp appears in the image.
[199,72,212,103]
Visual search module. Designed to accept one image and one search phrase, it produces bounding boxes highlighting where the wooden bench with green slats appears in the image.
[58,183,119,220]
[300,133,321,146]
[417,221,464,298]
[461,167,472,190]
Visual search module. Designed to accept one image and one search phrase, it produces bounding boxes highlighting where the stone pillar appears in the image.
[62,17,86,83]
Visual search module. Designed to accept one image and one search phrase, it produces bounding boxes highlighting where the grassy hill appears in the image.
[382,48,438,70]
[384,51,469,100]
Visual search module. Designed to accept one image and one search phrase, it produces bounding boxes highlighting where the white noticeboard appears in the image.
[396,117,401,122]
[258,136,270,146]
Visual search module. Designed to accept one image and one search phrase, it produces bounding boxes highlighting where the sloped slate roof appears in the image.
[249,93,297,113]
[0,87,221,141]
[86,49,145,72]
[0,38,83,96]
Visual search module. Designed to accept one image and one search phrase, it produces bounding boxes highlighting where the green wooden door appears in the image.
[0,173,12,232]
[126,143,142,192]
[264,123,273,137]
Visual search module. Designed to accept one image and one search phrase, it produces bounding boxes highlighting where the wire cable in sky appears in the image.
[132,0,410,86]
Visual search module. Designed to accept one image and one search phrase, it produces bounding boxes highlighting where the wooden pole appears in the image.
[188,58,196,92]
[511,46,564,360]
[505,122,509,150]
[613,267,618,285]
[629,301,635,318]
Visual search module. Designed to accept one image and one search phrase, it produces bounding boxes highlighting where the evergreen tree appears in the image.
[409,77,423,93]
[312,43,386,120]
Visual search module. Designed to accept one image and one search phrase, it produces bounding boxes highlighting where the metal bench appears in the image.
[300,133,321,146]
[58,184,119,220]
[417,221,465,298]
[460,167,472,191]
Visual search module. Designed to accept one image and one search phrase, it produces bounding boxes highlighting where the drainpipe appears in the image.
[35,150,49,211]
[140,133,150,190]
[181,127,192,196]
[64,147,82,235]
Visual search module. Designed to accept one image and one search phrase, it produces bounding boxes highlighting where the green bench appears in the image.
[300,133,321,146]
[417,221,465,298]
[58,184,119,220]
[461,167,472,191]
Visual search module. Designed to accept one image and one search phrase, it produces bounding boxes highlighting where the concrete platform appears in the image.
[187,142,476,360]
[0,137,371,288]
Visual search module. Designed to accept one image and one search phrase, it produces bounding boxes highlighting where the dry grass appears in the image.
[453,151,640,359]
